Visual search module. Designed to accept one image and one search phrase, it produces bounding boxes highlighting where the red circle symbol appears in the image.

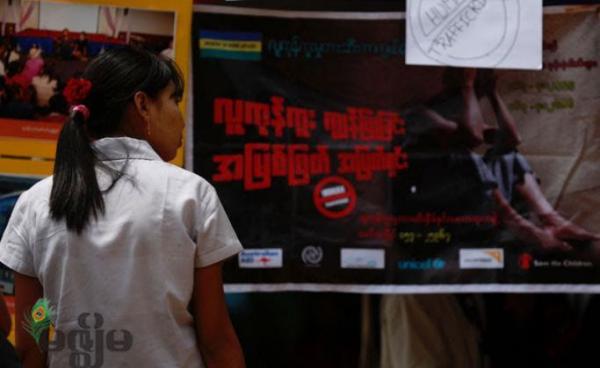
[313,176,357,219]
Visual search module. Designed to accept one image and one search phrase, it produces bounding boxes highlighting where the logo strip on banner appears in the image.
[341,249,385,269]
[239,249,283,268]
[459,249,504,269]
[199,30,262,61]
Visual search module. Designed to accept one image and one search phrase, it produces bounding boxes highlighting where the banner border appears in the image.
[224,283,600,294]
[200,4,600,293]
[193,4,599,18]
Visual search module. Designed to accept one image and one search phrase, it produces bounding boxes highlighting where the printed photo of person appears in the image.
[0,0,175,124]
[397,67,599,255]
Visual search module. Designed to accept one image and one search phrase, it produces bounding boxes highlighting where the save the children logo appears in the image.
[518,253,533,270]
[24,298,133,368]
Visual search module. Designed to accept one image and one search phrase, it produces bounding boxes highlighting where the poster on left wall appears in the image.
[0,0,191,177]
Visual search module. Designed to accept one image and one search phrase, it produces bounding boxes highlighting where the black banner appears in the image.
[192,6,600,291]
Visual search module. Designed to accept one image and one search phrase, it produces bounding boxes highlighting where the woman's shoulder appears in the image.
[19,176,53,203]
[146,161,216,195]
[5,177,53,231]
[147,160,205,181]
[17,177,54,216]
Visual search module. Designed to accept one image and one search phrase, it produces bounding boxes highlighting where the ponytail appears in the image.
[49,46,184,234]
[50,110,103,234]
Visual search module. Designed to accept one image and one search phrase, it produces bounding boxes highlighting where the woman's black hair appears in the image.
[50,46,184,233]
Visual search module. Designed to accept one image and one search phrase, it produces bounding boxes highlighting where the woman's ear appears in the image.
[133,90,151,123]
[130,91,152,139]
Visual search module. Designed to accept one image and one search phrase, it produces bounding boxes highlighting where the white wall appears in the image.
[0,0,20,24]
[127,9,174,36]
[98,8,175,37]
[1,1,173,37]
[97,7,118,37]
[22,0,39,30]
[1,0,39,31]
[39,2,99,33]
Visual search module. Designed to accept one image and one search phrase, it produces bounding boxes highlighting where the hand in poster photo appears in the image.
[417,67,600,253]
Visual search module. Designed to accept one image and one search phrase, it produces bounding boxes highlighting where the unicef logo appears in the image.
[302,246,323,266]
[398,258,447,270]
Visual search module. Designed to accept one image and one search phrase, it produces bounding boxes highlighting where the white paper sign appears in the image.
[406,0,543,70]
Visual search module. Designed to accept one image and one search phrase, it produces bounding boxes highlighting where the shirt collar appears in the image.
[92,137,162,161]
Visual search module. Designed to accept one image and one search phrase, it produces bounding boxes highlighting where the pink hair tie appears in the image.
[71,104,90,122]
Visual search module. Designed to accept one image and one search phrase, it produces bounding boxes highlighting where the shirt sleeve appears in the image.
[194,185,243,268]
[0,192,36,277]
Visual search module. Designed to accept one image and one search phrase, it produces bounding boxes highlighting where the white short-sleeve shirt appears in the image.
[0,137,243,367]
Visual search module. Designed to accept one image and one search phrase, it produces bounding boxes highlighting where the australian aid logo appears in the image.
[238,249,283,268]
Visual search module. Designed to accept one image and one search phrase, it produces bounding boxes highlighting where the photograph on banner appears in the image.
[0,0,175,136]
[192,5,600,291]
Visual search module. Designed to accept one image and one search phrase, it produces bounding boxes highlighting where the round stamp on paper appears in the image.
[409,0,521,67]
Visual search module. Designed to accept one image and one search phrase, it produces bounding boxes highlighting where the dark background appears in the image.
[193,1,600,367]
